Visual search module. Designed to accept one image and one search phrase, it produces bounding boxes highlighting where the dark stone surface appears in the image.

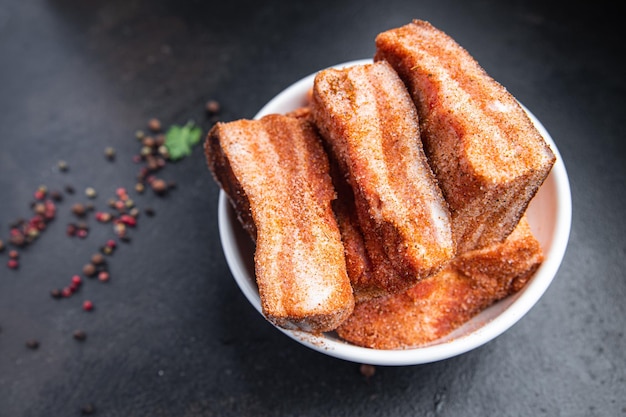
[0,0,624,416]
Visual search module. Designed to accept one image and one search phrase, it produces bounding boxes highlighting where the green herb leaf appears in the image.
[164,121,203,161]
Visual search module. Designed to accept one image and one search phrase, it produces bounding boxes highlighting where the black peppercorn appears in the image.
[25,339,40,349]
[73,330,87,341]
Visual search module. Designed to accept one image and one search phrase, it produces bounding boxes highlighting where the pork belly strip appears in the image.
[329,156,404,302]
[375,20,556,253]
[205,115,354,332]
[336,217,543,349]
[311,60,455,286]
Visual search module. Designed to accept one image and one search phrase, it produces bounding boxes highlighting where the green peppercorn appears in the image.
[105,147,116,161]
[85,187,97,199]
[140,146,152,157]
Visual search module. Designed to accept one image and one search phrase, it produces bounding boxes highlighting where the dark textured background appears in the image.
[1,0,624,416]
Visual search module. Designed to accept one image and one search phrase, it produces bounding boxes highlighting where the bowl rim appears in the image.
[217,59,572,365]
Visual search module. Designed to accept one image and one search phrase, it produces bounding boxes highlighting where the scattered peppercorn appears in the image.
[144,208,155,217]
[50,190,63,202]
[148,118,162,132]
[69,280,80,292]
[85,187,97,199]
[95,212,112,223]
[34,189,46,201]
[58,160,69,172]
[359,364,376,379]
[140,146,152,157]
[151,178,168,195]
[113,222,126,238]
[50,289,63,299]
[82,263,96,277]
[135,130,145,140]
[66,223,77,237]
[9,232,25,247]
[73,330,87,341]
[7,259,19,269]
[146,156,158,171]
[8,250,19,259]
[91,253,104,265]
[72,203,86,217]
[80,403,96,415]
[33,203,45,216]
[205,99,221,115]
[0,239,4,252]
[142,136,156,148]
[117,187,129,199]
[65,185,75,194]
[119,214,136,227]
[98,271,110,282]
[105,147,116,161]
[82,300,94,311]
[158,145,169,159]
[25,339,40,349]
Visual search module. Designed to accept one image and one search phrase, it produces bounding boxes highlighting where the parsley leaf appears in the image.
[164,121,203,161]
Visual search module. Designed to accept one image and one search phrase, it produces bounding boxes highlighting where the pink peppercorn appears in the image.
[71,275,82,285]
[119,214,137,227]
[34,190,45,200]
[7,259,19,269]
[98,271,110,282]
[95,212,112,223]
[82,300,94,311]
[67,224,77,237]
[116,187,127,197]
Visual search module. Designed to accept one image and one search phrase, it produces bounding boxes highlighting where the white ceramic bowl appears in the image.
[217,59,572,366]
